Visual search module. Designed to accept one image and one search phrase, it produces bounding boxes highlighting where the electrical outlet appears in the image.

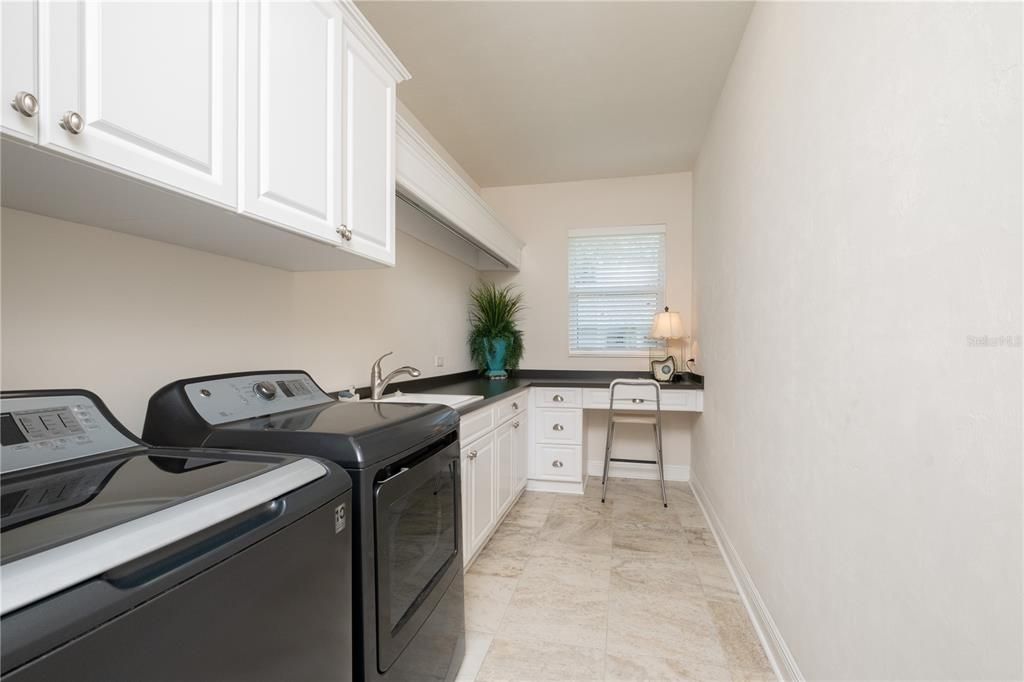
[434,355,445,368]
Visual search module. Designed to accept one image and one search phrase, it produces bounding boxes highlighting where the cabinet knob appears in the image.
[512,420,520,428]
[58,110,85,134]
[552,394,564,402]
[552,423,564,432]
[10,91,38,118]
[551,459,564,469]
[631,398,645,404]
[336,225,353,241]
[512,402,519,410]
[468,449,478,459]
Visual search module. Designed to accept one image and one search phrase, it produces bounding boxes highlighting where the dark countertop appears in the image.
[354,369,704,415]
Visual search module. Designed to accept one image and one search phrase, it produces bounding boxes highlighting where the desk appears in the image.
[526,383,701,494]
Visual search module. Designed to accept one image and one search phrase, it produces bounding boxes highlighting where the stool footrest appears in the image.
[608,457,658,464]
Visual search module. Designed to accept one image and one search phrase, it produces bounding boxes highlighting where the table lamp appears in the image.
[649,306,686,381]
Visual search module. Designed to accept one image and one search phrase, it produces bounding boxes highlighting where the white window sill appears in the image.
[568,350,657,358]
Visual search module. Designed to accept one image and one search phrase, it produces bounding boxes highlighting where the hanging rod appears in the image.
[395,189,513,269]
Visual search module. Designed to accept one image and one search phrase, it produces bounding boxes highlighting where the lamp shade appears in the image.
[649,307,685,340]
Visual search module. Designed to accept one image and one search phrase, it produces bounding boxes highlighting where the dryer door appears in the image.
[373,434,461,672]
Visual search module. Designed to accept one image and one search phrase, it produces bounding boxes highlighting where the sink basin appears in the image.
[373,392,484,408]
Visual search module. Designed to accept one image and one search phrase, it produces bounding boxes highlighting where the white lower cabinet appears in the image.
[463,433,496,557]
[495,421,514,516]
[528,387,586,494]
[460,391,528,567]
[512,411,529,493]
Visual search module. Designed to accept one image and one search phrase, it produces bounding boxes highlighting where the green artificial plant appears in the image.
[468,281,525,374]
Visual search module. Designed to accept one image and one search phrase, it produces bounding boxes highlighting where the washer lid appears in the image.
[1,450,294,565]
[0,450,326,616]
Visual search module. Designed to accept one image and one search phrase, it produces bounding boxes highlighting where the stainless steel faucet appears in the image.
[370,352,421,400]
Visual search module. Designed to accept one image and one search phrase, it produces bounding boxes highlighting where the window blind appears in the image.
[568,228,666,354]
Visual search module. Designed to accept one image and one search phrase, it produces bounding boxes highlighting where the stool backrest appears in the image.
[608,378,662,413]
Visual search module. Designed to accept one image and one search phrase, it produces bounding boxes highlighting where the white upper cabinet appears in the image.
[2,0,39,142]
[239,0,344,245]
[3,0,409,271]
[340,26,397,264]
[41,1,238,206]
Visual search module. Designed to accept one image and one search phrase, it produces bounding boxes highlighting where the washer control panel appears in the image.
[184,372,334,425]
[1,394,138,473]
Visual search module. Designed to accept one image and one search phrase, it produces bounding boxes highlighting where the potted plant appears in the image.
[468,282,524,380]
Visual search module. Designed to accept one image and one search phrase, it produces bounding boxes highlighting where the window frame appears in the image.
[566,224,667,358]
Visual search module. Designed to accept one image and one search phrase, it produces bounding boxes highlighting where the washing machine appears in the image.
[142,370,465,682]
[1,388,354,681]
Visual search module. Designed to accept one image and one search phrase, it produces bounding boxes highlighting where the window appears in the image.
[568,225,666,355]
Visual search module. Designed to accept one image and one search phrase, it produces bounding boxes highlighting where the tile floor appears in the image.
[457,477,775,681]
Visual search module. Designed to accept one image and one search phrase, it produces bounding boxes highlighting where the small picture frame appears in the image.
[650,356,676,383]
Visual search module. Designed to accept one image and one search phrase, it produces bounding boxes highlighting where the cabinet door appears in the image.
[2,0,38,141]
[467,434,495,557]
[495,421,514,516]
[42,1,237,205]
[340,27,396,265]
[239,0,343,244]
[512,413,529,492]
[461,450,471,567]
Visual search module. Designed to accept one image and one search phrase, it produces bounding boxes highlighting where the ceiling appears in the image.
[358,1,753,188]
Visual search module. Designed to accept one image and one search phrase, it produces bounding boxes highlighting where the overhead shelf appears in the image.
[394,115,523,271]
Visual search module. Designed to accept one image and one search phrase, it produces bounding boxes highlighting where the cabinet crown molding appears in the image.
[336,0,411,82]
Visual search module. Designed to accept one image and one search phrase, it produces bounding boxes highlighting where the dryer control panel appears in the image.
[184,372,334,425]
[1,394,138,473]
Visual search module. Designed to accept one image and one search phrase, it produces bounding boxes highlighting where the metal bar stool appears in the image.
[601,378,667,507]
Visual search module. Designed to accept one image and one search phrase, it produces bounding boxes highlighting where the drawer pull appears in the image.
[512,401,519,410]
[631,398,645,404]
[468,449,478,459]
[552,394,565,403]
[512,420,520,428]
[551,459,564,469]
[552,423,565,432]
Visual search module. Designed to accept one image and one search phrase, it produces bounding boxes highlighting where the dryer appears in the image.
[143,370,465,682]
[1,389,354,682]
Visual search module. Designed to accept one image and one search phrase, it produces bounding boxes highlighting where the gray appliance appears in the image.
[0,389,354,681]
[142,370,465,682]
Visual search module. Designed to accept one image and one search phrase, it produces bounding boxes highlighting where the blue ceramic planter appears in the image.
[483,338,508,379]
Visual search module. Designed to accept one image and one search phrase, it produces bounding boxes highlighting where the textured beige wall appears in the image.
[0,208,478,432]
[691,3,1022,679]
[482,173,695,471]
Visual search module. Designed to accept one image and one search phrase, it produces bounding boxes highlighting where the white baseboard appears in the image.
[525,478,585,494]
[690,475,802,682]
[586,460,689,481]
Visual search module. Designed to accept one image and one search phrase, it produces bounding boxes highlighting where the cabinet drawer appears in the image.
[460,406,495,444]
[536,408,582,444]
[496,391,527,423]
[534,387,581,408]
[533,444,582,482]
[583,387,700,412]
